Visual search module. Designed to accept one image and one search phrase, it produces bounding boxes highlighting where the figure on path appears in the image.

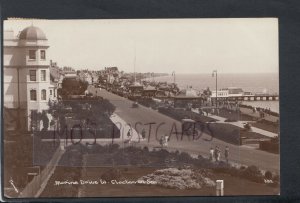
[214,146,219,162]
[217,148,221,162]
[209,147,214,161]
[141,128,146,139]
[225,146,229,163]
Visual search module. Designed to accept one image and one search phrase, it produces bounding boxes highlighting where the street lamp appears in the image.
[212,70,218,109]
[172,71,176,84]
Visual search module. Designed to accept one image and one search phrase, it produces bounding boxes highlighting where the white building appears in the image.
[3,26,57,131]
[211,87,244,98]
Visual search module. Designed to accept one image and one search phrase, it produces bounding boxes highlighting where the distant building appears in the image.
[104,67,120,84]
[62,66,75,73]
[211,87,244,98]
[173,87,201,108]
[78,71,93,84]
[3,26,57,131]
[104,67,119,75]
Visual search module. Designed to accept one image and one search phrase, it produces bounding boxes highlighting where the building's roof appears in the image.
[143,86,156,91]
[176,88,199,98]
[131,81,143,87]
[64,73,78,78]
[19,26,47,40]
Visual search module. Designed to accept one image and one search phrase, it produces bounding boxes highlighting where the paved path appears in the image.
[191,110,278,138]
[92,88,279,173]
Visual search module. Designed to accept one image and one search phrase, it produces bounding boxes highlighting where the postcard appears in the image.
[2,18,279,198]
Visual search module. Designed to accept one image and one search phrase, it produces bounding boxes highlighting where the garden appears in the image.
[39,143,279,197]
[46,96,120,140]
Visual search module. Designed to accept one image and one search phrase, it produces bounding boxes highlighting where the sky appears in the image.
[4,18,278,74]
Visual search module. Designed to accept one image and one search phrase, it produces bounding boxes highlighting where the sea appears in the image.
[147,73,279,113]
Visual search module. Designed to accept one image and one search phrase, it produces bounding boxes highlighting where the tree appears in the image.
[41,111,49,131]
[61,78,88,95]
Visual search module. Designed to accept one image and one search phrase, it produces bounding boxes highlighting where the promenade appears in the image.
[92,88,279,173]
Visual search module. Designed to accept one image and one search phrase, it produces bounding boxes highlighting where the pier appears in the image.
[212,94,279,101]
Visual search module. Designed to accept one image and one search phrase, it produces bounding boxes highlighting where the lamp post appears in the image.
[212,70,218,109]
[172,71,176,84]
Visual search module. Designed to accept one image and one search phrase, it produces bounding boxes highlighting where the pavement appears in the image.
[91,87,279,173]
[191,109,278,138]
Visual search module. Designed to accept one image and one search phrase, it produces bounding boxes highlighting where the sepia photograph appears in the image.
[3,18,279,198]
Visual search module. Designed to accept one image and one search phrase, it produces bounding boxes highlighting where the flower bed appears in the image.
[138,168,215,189]
[252,119,279,134]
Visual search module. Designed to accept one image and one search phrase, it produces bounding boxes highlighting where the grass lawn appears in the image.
[252,120,279,134]
[218,108,255,121]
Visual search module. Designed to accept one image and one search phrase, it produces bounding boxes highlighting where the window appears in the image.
[30,89,37,101]
[29,70,36,81]
[54,90,56,97]
[40,50,46,60]
[41,89,46,100]
[29,50,36,60]
[41,70,46,81]
[50,90,53,96]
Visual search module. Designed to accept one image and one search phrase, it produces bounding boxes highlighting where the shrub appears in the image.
[264,170,273,179]
[242,165,263,183]
[143,146,149,152]
[177,152,192,163]
[155,149,170,159]
[197,154,204,160]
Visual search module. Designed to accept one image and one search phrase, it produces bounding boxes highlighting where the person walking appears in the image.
[214,146,219,162]
[127,129,132,138]
[141,128,146,139]
[209,147,214,161]
[217,148,221,162]
[164,134,169,147]
[159,135,165,148]
[225,146,229,164]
